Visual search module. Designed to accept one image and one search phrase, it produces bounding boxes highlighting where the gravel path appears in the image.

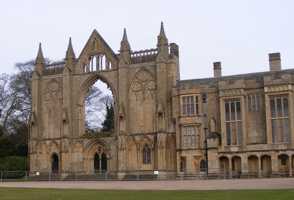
[1,178,294,191]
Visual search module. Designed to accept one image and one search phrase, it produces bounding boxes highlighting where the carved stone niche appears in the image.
[207,118,221,148]
[119,103,126,133]
[62,108,68,123]
[157,101,165,131]
[207,132,221,148]
[30,111,37,126]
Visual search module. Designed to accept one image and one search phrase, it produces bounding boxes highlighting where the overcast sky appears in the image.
[0,0,293,80]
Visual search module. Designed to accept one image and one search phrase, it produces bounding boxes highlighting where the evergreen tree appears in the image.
[101,104,114,132]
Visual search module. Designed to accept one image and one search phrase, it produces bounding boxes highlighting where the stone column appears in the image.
[264,94,273,144]
[241,154,248,176]
[289,155,293,177]
[229,156,232,178]
[258,155,262,178]
[157,134,167,172]
[288,91,294,145]
[241,96,247,147]
[272,153,279,175]
[219,98,226,148]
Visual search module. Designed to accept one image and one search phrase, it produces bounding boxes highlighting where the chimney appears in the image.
[213,62,222,78]
[269,53,281,71]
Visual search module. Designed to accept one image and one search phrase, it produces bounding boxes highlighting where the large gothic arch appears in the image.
[77,72,119,136]
[29,25,178,178]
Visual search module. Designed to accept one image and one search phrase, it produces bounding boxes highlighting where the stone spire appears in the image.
[35,43,45,65]
[160,21,166,38]
[34,43,45,75]
[120,28,131,52]
[119,28,131,65]
[65,37,76,60]
[157,22,169,60]
[157,21,168,47]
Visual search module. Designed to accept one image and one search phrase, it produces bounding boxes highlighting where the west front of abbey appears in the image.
[29,23,294,179]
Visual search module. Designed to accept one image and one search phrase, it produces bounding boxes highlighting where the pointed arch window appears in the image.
[143,144,151,164]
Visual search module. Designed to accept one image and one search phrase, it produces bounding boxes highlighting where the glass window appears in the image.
[224,98,242,146]
[181,95,199,116]
[270,95,290,144]
[180,156,186,172]
[143,144,151,164]
[181,126,197,148]
[248,94,260,112]
[225,102,230,121]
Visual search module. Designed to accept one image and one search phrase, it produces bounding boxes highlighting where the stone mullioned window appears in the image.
[225,98,242,146]
[181,95,199,116]
[270,95,290,143]
[181,126,197,148]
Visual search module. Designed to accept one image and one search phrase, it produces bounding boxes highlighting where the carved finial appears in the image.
[157,21,168,47]
[66,37,76,60]
[34,43,45,75]
[120,28,131,52]
[159,21,166,38]
[123,28,128,41]
[157,22,169,60]
[35,43,45,65]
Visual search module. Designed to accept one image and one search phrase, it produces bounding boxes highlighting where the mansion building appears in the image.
[29,23,294,178]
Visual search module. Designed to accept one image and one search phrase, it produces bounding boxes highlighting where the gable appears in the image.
[76,30,118,72]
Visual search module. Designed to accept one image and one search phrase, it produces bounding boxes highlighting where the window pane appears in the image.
[195,102,199,115]
[277,97,282,117]
[276,119,283,143]
[226,122,231,145]
[252,95,256,110]
[182,97,186,115]
[272,119,277,143]
[248,96,251,111]
[236,101,241,120]
[283,119,290,143]
[231,122,237,145]
[237,121,242,145]
[189,96,195,115]
[256,95,260,111]
[225,102,230,121]
[270,98,276,118]
[283,97,289,117]
[231,102,235,120]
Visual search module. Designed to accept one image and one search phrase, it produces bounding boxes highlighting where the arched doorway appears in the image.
[94,153,100,172]
[248,155,259,177]
[101,153,107,171]
[219,156,229,177]
[142,144,151,165]
[93,152,108,173]
[278,154,289,176]
[232,156,242,178]
[200,159,206,173]
[261,155,272,177]
[51,153,59,173]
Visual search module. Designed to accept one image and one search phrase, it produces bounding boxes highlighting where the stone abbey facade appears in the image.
[29,23,294,178]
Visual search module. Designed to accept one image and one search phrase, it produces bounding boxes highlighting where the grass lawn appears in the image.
[0,188,294,200]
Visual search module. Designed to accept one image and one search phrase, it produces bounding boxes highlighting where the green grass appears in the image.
[0,188,294,200]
